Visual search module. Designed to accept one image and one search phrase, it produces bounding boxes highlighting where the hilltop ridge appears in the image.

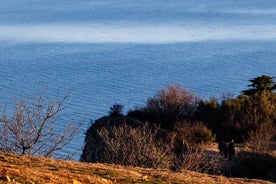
[0,152,273,184]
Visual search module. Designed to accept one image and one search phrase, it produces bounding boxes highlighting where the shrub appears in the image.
[246,121,275,155]
[128,85,200,130]
[173,121,215,146]
[96,122,173,169]
[175,146,222,174]
[230,151,276,182]
[171,121,219,174]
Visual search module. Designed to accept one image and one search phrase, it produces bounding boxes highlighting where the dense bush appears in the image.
[97,122,173,169]
[195,76,276,143]
[80,116,175,169]
[173,121,215,146]
[230,151,276,182]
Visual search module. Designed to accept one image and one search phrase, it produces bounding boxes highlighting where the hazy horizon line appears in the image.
[1,23,276,44]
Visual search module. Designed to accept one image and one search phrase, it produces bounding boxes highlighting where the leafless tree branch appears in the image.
[0,92,81,158]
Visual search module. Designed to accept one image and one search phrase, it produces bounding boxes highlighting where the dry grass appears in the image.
[0,152,273,184]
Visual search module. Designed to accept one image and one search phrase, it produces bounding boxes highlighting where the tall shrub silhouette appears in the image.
[128,85,200,129]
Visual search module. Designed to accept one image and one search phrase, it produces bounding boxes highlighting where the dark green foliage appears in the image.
[190,125,215,145]
[219,96,252,142]
[109,103,124,117]
[194,98,225,141]
[128,107,169,128]
[173,121,215,146]
[222,90,276,142]
[242,75,276,96]
[195,75,276,143]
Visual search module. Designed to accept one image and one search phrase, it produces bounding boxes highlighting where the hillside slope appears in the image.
[0,152,272,184]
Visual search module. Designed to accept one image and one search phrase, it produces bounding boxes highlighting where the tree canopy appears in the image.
[242,75,276,96]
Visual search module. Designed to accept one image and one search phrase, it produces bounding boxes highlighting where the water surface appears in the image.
[0,0,275,158]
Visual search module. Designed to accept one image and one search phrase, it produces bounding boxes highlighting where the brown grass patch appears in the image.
[0,152,273,184]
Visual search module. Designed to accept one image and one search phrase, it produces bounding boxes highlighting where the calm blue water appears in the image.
[0,0,276,159]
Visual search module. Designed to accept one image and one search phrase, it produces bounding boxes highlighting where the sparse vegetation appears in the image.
[0,92,81,157]
[97,122,173,169]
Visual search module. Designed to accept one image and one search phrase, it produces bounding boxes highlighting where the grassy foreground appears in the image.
[0,152,272,184]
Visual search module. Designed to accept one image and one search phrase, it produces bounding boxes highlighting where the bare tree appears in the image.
[0,93,80,157]
[147,85,199,117]
[141,85,200,129]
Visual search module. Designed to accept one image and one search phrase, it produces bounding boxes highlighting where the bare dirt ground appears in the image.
[0,150,273,184]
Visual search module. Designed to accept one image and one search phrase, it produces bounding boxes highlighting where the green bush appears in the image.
[174,121,215,146]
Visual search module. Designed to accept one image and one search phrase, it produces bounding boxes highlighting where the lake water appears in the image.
[0,0,275,159]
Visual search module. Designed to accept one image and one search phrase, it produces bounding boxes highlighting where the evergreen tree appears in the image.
[242,75,275,96]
